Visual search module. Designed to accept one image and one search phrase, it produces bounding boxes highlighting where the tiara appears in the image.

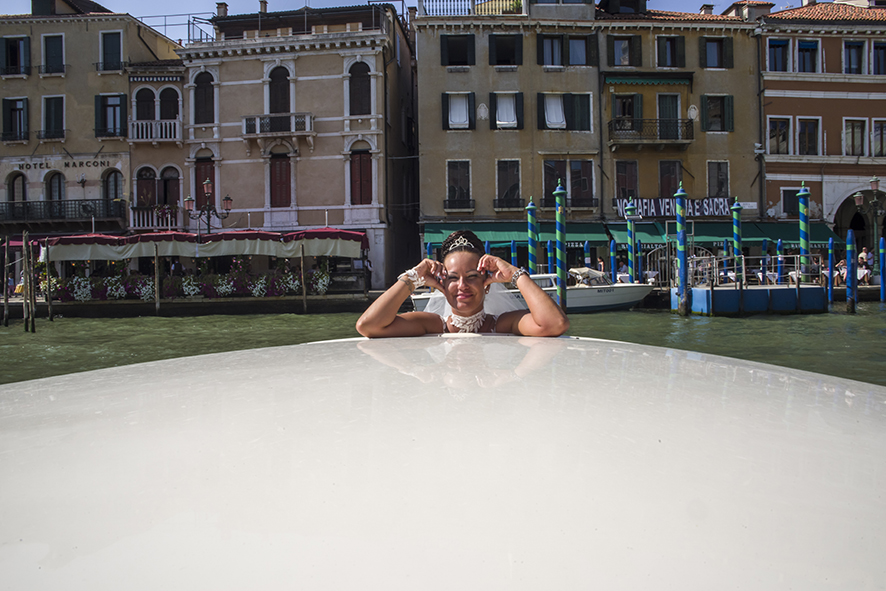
[446,235,476,253]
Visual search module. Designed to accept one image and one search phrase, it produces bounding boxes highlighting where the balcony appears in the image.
[607,119,694,151]
[1,131,29,144]
[95,127,126,140]
[418,0,526,16]
[493,197,524,210]
[38,64,66,75]
[129,119,182,147]
[0,64,30,76]
[94,61,128,73]
[540,197,599,209]
[130,206,182,231]
[443,198,475,212]
[241,113,315,154]
[37,129,67,142]
[0,199,127,224]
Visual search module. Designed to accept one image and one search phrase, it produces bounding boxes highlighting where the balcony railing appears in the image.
[443,198,475,210]
[1,131,29,142]
[242,113,314,136]
[608,119,694,145]
[94,61,128,72]
[540,197,599,208]
[37,129,67,141]
[129,119,182,142]
[418,0,526,16]
[38,64,66,74]
[0,199,126,223]
[493,197,524,209]
[130,206,182,231]
[95,127,127,139]
[0,64,30,76]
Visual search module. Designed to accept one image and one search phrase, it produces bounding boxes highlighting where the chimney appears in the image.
[217,2,228,17]
[801,0,816,5]
[700,3,714,14]
[260,0,267,12]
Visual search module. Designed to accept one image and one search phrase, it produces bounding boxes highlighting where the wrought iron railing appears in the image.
[0,65,30,76]
[443,198,475,209]
[0,199,126,222]
[38,64,66,74]
[95,127,127,138]
[94,61,128,72]
[540,197,598,208]
[419,0,525,16]
[493,198,524,209]
[129,119,182,141]
[37,129,67,140]
[242,113,313,135]
[608,119,694,142]
[1,131,29,142]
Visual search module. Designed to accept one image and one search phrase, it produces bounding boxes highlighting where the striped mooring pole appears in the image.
[798,182,810,282]
[484,241,491,255]
[731,198,743,282]
[584,241,591,268]
[674,182,687,287]
[723,239,730,282]
[526,200,537,274]
[677,229,689,316]
[776,239,784,285]
[637,240,644,282]
[554,180,567,309]
[426,241,433,260]
[846,229,857,314]
[626,199,637,284]
[828,237,835,303]
[610,239,617,284]
[510,240,517,267]
[547,240,554,274]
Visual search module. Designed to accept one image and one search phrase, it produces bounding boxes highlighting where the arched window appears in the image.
[269,67,290,132]
[104,170,123,201]
[349,62,371,116]
[8,173,26,202]
[194,72,214,125]
[46,172,65,201]
[195,158,214,208]
[136,167,156,207]
[160,88,179,120]
[136,88,155,121]
[159,167,180,206]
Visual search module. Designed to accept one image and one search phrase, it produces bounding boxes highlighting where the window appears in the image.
[136,88,154,120]
[159,88,178,120]
[768,39,789,72]
[447,161,470,203]
[490,92,523,130]
[542,160,595,207]
[797,40,818,73]
[538,93,590,131]
[844,41,864,74]
[194,72,214,125]
[2,98,28,142]
[349,62,370,116]
[608,36,640,67]
[615,161,638,200]
[797,119,818,155]
[349,152,370,206]
[440,35,475,66]
[657,36,684,67]
[612,94,640,131]
[489,34,521,66]
[659,161,682,199]
[874,120,886,157]
[194,159,213,209]
[568,36,594,66]
[100,31,122,71]
[42,35,63,74]
[707,162,729,198]
[496,160,521,207]
[874,42,886,75]
[844,119,866,156]
[46,172,65,201]
[95,94,126,137]
[269,67,290,131]
[158,167,179,206]
[43,96,64,139]
[136,168,156,206]
[699,37,732,69]
[543,160,567,206]
[442,93,475,130]
[104,170,123,201]
[272,153,292,207]
[8,172,26,202]
[2,37,30,76]
[701,95,734,132]
[539,35,563,66]
[768,118,789,154]
[782,188,800,216]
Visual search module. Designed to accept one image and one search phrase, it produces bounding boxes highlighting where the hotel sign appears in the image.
[16,159,113,171]
[614,197,733,219]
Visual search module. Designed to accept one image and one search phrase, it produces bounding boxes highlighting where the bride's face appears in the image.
[442,251,485,316]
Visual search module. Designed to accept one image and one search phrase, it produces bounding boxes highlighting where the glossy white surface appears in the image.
[1,335,885,589]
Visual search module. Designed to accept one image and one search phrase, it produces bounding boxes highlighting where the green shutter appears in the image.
[95,95,102,136]
[724,95,734,132]
[699,37,707,68]
[440,35,449,66]
[633,93,643,131]
[630,35,642,66]
[537,35,545,65]
[489,35,497,66]
[515,35,523,65]
[22,98,28,134]
[564,93,575,130]
[468,92,475,129]
[700,94,708,131]
[442,93,449,129]
[516,93,524,129]
[466,35,475,65]
[23,37,31,70]
[538,93,546,130]
[724,37,734,69]
[119,94,127,137]
[2,100,11,135]
[676,36,685,67]
[657,37,666,67]
[589,34,598,67]
[0,43,6,74]
[607,35,615,67]
[489,92,497,130]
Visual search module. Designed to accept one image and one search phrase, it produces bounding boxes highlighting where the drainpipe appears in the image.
[597,66,606,222]
[755,22,765,220]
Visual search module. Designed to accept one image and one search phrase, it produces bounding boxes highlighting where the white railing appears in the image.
[242,113,314,135]
[129,119,182,141]
[130,206,182,231]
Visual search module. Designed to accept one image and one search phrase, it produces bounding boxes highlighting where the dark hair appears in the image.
[440,230,484,259]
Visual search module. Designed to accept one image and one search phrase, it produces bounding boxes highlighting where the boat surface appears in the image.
[1,336,884,590]
[411,273,653,313]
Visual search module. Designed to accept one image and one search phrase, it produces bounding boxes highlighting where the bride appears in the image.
[356,230,569,338]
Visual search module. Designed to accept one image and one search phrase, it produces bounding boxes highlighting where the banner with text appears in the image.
[614,197,733,219]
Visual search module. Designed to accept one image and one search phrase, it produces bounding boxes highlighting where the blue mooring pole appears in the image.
[677,229,689,316]
[626,199,637,284]
[776,239,784,285]
[426,241,433,260]
[880,236,885,302]
[547,240,554,274]
[526,200,537,274]
[510,240,517,267]
[723,239,730,282]
[485,241,491,255]
[554,181,567,309]
[610,239,617,283]
[637,240,644,282]
[731,198,743,283]
[847,229,857,314]
[828,237,835,304]
[584,241,591,267]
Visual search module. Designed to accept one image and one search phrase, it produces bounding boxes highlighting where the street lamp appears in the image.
[183,177,233,236]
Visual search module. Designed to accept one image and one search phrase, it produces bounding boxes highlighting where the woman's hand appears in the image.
[412,258,446,291]
[477,255,517,287]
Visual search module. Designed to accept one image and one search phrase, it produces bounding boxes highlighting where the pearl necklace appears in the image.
[448,309,487,333]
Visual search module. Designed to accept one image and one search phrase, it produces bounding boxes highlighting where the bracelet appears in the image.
[397,276,415,291]
[398,267,426,290]
[509,267,529,289]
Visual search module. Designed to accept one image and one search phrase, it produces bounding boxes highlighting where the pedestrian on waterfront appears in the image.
[862,247,874,269]
[356,230,568,337]
[596,257,605,273]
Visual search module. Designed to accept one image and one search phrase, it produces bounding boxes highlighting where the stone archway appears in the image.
[834,191,886,250]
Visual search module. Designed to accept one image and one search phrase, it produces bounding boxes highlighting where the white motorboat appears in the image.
[1,335,884,589]
[411,267,654,313]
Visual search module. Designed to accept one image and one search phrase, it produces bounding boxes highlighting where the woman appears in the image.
[356,230,569,338]
[596,257,605,273]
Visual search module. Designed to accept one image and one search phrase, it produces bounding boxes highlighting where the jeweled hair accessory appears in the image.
[446,235,476,254]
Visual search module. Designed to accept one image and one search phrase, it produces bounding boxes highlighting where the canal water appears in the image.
[1,303,884,386]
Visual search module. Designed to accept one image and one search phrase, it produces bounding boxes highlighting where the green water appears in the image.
[1,304,884,386]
